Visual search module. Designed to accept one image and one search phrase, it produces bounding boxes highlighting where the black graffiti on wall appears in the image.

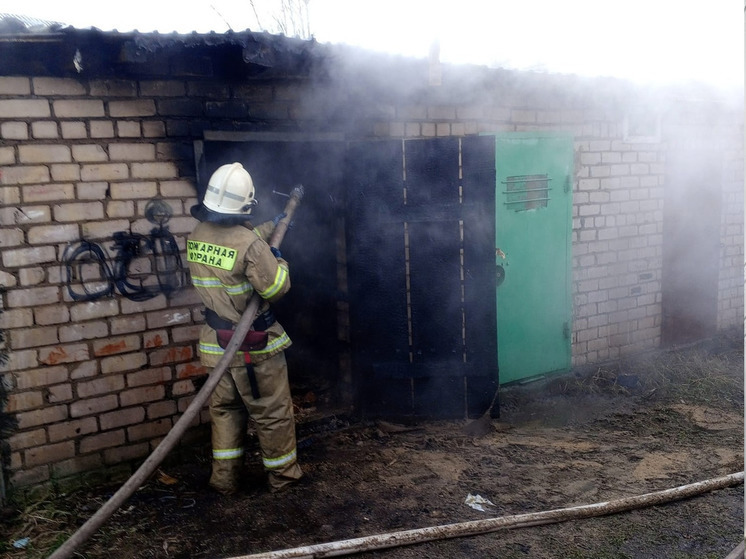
[62,199,186,302]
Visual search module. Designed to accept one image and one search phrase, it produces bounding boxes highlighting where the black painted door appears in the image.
[346,137,498,419]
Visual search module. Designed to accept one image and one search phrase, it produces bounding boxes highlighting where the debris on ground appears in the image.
[1,334,742,559]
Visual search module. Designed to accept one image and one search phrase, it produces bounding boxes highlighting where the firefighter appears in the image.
[187,162,303,494]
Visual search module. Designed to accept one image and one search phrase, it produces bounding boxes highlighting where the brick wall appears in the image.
[570,136,667,365]
[0,66,742,491]
[0,75,210,490]
[717,129,745,330]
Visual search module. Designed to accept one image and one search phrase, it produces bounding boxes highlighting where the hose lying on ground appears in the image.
[228,471,744,559]
[725,540,745,559]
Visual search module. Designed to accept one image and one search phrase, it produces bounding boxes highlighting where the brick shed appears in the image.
[0,24,742,495]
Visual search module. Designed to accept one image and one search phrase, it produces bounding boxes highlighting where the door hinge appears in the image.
[563,321,570,339]
[564,176,570,193]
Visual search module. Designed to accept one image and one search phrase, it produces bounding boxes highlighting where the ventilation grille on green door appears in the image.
[502,174,550,211]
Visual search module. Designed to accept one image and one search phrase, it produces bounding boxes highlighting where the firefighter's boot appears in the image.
[209,458,242,495]
[268,461,304,492]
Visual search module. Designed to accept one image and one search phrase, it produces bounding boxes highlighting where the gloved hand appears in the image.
[270,246,282,259]
[272,212,287,226]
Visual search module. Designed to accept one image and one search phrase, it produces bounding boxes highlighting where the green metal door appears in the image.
[495,132,573,384]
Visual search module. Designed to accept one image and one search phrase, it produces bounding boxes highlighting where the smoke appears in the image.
[310,0,742,91]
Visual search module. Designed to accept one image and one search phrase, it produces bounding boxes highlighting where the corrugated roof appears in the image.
[0,18,327,80]
[0,12,314,55]
[0,13,67,32]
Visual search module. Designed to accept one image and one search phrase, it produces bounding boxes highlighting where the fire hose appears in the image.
[47,185,304,559]
[229,471,743,559]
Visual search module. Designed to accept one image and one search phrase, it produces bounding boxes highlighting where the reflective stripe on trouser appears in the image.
[210,351,302,490]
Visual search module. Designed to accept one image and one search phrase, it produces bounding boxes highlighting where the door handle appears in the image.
[496,248,506,286]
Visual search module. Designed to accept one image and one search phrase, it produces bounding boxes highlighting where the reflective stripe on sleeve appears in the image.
[263,448,297,470]
[258,265,288,300]
[224,281,254,296]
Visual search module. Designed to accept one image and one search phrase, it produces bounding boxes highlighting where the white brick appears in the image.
[33,77,86,96]
[0,186,20,205]
[1,166,50,185]
[53,202,104,222]
[27,224,79,244]
[69,299,120,322]
[70,360,98,380]
[22,183,74,202]
[0,99,50,118]
[80,164,128,181]
[0,228,24,247]
[142,121,166,137]
[131,162,178,179]
[0,308,34,329]
[80,219,130,240]
[101,352,148,374]
[0,270,17,288]
[34,305,70,326]
[31,121,59,139]
[10,326,59,349]
[2,246,57,267]
[51,164,81,182]
[89,80,138,97]
[90,120,115,138]
[160,180,196,197]
[2,349,38,372]
[0,146,14,165]
[109,99,156,117]
[59,321,109,343]
[110,315,146,335]
[19,145,71,164]
[72,144,108,162]
[61,122,87,139]
[76,182,108,200]
[109,143,156,161]
[1,122,28,139]
[116,121,141,137]
[106,201,135,218]
[53,99,105,118]
[109,181,157,199]
[0,77,30,95]
[19,266,47,286]
[6,286,60,307]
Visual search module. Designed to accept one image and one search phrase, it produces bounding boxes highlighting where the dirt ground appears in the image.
[2,332,744,559]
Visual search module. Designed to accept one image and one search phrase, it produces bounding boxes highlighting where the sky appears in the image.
[2,0,743,89]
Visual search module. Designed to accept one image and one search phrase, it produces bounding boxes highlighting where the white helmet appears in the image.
[203,162,256,216]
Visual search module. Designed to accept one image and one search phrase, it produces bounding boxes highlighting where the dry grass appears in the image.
[636,346,743,405]
[503,330,744,411]
[0,497,75,557]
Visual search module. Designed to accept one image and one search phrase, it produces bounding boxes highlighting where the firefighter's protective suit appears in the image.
[187,164,303,494]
